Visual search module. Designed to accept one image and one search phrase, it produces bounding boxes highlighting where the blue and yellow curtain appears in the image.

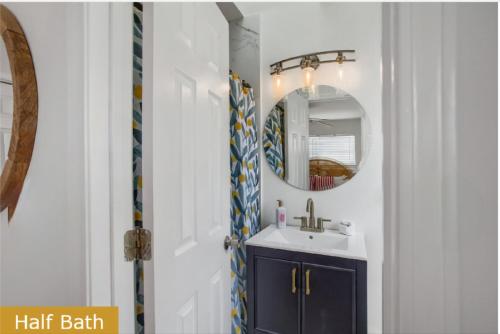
[132,3,144,334]
[263,104,285,179]
[229,72,260,334]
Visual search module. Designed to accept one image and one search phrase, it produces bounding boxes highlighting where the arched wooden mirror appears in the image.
[0,5,38,221]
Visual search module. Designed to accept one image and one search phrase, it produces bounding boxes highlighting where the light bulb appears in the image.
[303,66,315,88]
[274,73,281,88]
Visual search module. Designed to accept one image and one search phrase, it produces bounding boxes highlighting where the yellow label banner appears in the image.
[0,307,118,333]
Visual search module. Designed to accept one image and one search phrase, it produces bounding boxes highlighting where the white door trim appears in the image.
[142,3,155,333]
[83,1,112,306]
[381,4,399,332]
[83,3,135,333]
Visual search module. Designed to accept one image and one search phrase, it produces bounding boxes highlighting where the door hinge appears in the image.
[124,228,152,261]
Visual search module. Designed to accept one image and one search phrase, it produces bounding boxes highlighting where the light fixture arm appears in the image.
[270,49,355,75]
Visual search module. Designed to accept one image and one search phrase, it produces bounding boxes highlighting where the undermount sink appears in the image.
[246,224,367,261]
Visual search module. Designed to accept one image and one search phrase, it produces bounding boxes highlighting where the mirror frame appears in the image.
[0,5,38,221]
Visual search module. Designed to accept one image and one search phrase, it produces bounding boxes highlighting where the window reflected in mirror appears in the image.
[0,38,13,171]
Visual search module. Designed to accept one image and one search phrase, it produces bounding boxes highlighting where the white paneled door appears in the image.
[143,3,230,334]
[285,91,310,189]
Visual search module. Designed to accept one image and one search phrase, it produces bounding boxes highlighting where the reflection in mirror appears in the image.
[263,85,368,191]
[0,38,13,171]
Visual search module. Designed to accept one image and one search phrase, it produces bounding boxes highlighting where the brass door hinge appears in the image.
[124,228,152,261]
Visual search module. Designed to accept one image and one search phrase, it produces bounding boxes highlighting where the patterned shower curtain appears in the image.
[132,3,144,334]
[263,104,285,179]
[229,72,260,334]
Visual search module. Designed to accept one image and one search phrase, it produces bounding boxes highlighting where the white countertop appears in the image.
[245,225,367,261]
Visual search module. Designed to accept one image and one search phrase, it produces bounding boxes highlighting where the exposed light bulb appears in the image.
[338,67,343,80]
[303,66,315,88]
[274,73,281,88]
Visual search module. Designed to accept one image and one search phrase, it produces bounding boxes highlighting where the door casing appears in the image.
[83,3,135,332]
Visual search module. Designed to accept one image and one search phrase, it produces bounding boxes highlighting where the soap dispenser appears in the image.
[276,200,286,229]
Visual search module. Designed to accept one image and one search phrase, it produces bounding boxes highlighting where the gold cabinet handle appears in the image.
[306,269,311,295]
[291,268,297,294]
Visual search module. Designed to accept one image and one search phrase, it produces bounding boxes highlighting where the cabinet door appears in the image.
[254,256,300,334]
[302,263,356,334]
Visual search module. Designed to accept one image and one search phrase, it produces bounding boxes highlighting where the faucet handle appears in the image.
[294,216,308,228]
[316,217,331,231]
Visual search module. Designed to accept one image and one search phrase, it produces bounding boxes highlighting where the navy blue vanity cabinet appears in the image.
[253,257,301,334]
[247,245,367,334]
[302,263,356,334]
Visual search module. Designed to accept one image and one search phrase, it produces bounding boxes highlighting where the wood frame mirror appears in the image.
[0,5,38,221]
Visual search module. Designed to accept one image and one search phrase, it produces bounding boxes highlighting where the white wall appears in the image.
[0,3,86,305]
[455,4,497,333]
[229,14,261,142]
[230,15,260,95]
[259,4,383,333]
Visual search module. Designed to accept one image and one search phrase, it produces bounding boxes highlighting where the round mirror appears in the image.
[263,85,368,191]
[0,5,38,220]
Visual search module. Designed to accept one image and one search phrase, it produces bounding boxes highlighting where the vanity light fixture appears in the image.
[272,62,283,88]
[301,55,318,88]
[270,50,355,87]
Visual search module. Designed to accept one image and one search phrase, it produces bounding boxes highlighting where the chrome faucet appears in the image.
[293,198,331,233]
[306,198,315,228]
